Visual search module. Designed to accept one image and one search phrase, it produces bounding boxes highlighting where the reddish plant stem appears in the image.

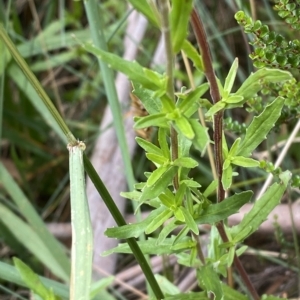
[190,9,225,203]
[191,8,260,300]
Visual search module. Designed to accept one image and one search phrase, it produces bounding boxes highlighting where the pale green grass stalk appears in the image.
[68,141,93,300]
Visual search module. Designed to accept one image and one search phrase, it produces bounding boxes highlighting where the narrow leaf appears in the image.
[181,206,199,234]
[147,165,168,186]
[170,0,193,53]
[173,157,198,168]
[139,166,178,202]
[195,191,253,224]
[134,113,167,129]
[230,171,291,240]
[224,58,239,94]
[231,156,260,168]
[136,137,163,156]
[145,209,173,234]
[182,40,204,71]
[237,97,285,157]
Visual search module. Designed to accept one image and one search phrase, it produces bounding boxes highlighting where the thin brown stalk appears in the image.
[191,8,260,300]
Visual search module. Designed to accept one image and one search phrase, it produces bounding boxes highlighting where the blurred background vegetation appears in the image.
[1,0,300,299]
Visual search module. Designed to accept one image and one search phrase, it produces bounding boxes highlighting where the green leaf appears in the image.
[139,166,178,202]
[189,119,210,155]
[102,236,194,256]
[174,207,185,222]
[237,97,285,157]
[181,40,204,71]
[175,183,187,206]
[170,0,193,53]
[14,258,61,300]
[136,137,163,156]
[105,206,166,239]
[132,83,162,114]
[197,265,223,300]
[222,283,248,300]
[195,191,253,224]
[174,115,195,139]
[228,137,241,156]
[222,164,233,190]
[146,153,168,165]
[205,101,226,117]
[145,209,173,234]
[231,156,259,168]
[224,58,239,94]
[177,83,210,117]
[230,171,291,240]
[128,0,160,27]
[159,192,175,208]
[181,207,199,234]
[0,37,11,75]
[235,68,292,99]
[154,274,180,296]
[134,113,168,129]
[158,127,171,158]
[224,95,244,104]
[173,157,198,168]
[83,43,164,90]
[156,219,177,244]
[147,165,169,186]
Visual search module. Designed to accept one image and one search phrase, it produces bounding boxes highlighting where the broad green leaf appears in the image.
[128,0,160,27]
[231,156,259,168]
[158,127,171,158]
[205,101,226,117]
[181,40,204,71]
[237,97,285,157]
[147,165,168,186]
[173,157,198,168]
[139,166,178,202]
[230,171,291,240]
[134,113,168,129]
[105,206,165,239]
[224,58,238,94]
[13,258,61,300]
[83,43,164,90]
[195,191,253,224]
[136,137,163,156]
[174,115,195,139]
[132,83,162,114]
[145,208,173,234]
[197,265,223,300]
[68,142,93,300]
[181,206,199,234]
[235,68,292,99]
[222,164,233,190]
[170,0,193,53]
[146,153,168,165]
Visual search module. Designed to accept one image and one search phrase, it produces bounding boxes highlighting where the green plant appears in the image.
[1,0,299,299]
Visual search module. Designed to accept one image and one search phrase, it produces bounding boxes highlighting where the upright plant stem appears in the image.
[159,0,179,190]
[83,154,164,300]
[190,8,260,300]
